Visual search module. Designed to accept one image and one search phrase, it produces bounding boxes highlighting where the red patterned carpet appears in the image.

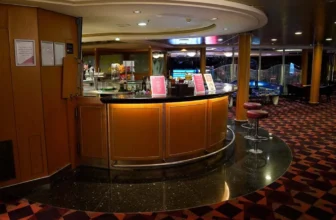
[1,98,336,220]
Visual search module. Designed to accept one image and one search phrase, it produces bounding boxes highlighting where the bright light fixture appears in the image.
[295,31,302,35]
[265,175,271,180]
[218,38,223,42]
[181,49,187,52]
[207,48,216,50]
[271,38,277,42]
[326,38,332,41]
[138,22,147,26]
[187,52,196,57]
[115,38,120,41]
[133,10,141,14]
[211,17,218,21]
[276,49,302,52]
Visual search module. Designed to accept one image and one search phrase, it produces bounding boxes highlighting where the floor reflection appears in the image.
[10,121,292,213]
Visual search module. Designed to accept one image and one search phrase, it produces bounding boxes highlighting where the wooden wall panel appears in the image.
[165,100,207,158]
[207,97,228,150]
[0,5,8,29]
[109,104,163,160]
[8,6,48,181]
[37,9,78,174]
[0,27,21,187]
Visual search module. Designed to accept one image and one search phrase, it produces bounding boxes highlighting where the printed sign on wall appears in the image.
[15,39,36,66]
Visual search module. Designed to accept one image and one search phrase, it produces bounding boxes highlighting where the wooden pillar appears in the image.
[200,48,206,74]
[235,33,251,121]
[309,0,325,104]
[163,52,168,77]
[310,43,323,104]
[301,49,309,85]
[148,46,153,76]
[94,48,100,71]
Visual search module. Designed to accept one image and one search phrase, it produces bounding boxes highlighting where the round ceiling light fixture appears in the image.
[138,22,147,26]
[181,49,187,52]
[133,10,141,14]
[295,31,302,35]
[326,38,333,41]
[115,37,120,41]
[211,17,218,21]
[271,38,277,42]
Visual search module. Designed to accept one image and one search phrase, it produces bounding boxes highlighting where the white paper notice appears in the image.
[41,41,54,66]
[54,42,66,66]
[204,74,216,92]
[15,39,36,66]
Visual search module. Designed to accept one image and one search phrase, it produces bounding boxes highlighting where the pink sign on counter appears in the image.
[150,76,167,97]
[193,74,205,94]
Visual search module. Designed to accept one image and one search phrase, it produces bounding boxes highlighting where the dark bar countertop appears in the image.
[100,86,237,104]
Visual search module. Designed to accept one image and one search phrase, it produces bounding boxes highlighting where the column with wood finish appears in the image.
[148,46,153,75]
[301,49,309,85]
[310,0,325,104]
[94,48,100,71]
[235,33,251,121]
[200,48,206,74]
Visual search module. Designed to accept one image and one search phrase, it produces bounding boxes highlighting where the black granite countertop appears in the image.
[100,87,237,104]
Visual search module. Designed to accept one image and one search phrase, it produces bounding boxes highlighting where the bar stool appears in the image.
[245,110,269,143]
[241,102,262,133]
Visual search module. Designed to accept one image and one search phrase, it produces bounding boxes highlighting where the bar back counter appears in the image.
[77,87,236,168]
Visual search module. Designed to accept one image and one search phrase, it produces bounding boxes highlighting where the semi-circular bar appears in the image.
[99,87,237,168]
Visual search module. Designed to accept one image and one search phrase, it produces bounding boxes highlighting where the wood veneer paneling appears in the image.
[165,100,207,158]
[8,6,48,181]
[0,28,20,187]
[0,5,8,29]
[37,9,78,174]
[109,104,163,160]
[79,105,107,159]
[207,97,228,149]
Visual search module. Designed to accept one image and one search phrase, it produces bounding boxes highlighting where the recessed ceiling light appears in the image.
[223,28,228,31]
[271,38,277,42]
[181,49,187,52]
[133,10,141,14]
[295,31,302,35]
[211,17,218,21]
[138,22,147,26]
[218,38,223,42]
[115,38,120,41]
[326,38,332,41]
[334,21,336,24]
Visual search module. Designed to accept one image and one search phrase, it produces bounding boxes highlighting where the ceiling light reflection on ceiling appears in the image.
[138,22,147,26]
[326,38,333,41]
[295,31,302,35]
[271,38,277,42]
[133,10,141,14]
[115,38,120,41]
[211,17,218,21]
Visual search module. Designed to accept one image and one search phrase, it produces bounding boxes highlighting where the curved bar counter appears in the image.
[98,87,237,167]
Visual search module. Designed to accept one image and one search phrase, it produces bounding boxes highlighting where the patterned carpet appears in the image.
[1,98,336,220]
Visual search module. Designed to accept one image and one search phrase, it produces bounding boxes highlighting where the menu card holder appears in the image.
[193,74,205,95]
[150,76,167,97]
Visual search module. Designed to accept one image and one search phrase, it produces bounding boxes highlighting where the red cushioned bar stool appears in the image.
[241,102,262,133]
[244,110,269,143]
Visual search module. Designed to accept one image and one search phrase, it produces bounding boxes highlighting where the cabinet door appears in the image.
[78,104,108,168]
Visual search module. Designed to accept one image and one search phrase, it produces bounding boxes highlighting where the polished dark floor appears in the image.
[1,98,335,219]
[2,121,291,213]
